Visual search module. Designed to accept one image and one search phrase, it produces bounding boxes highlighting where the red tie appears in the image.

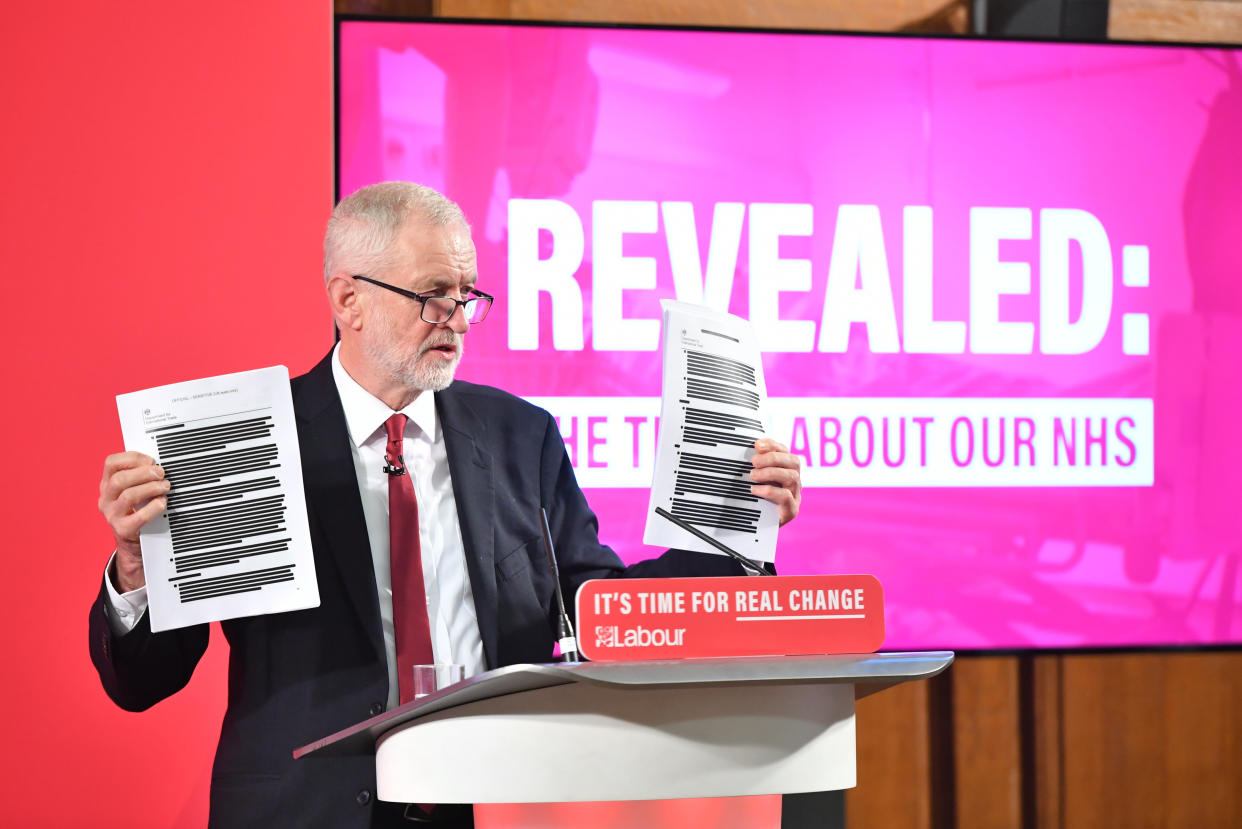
[385,413,434,704]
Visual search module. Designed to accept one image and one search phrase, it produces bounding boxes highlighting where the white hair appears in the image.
[323,181,469,283]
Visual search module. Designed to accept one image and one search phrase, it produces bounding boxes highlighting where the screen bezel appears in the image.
[333,14,1242,656]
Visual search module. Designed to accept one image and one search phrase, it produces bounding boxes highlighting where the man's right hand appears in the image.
[98,452,170,593]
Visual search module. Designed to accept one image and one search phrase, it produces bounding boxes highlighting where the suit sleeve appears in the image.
[535,411,752,613]
[89,574,210,712]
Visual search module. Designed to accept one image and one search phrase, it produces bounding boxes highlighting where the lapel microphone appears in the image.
[383,454,407,476]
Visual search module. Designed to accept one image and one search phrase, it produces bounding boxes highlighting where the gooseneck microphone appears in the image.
[539,507,580,663]
[654,506,772,576]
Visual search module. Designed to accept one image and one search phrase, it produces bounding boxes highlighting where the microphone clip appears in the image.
[383,454,407,476]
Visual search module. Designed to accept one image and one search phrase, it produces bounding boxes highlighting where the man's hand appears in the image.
[98,452,169,592]
[750,438,802,526]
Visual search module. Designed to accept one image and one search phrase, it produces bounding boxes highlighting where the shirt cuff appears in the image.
[103,552,148,636]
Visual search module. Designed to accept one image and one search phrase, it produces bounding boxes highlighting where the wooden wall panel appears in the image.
[850,651,1242,829]
[1029,655,1065,829]
[1059,653,1242,829]
[848,679,937,829]
[951,657,1023,828]
[1110,0,1242,42]
[434,0,970,33]
[336,0,434,14]
[436,0,512,18]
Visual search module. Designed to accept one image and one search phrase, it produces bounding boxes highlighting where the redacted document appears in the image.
[643,301,780,563]
[116,366,319,632]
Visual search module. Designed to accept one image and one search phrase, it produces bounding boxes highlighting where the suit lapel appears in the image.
[436,386,499,669]
[294,353,385,661]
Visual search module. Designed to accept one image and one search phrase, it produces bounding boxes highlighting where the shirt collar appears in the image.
[331,344,438,447]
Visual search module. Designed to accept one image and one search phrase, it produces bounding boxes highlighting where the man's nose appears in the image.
[447,308,470,335]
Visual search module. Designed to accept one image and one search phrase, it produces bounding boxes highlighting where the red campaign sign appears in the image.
[575,575,885,661]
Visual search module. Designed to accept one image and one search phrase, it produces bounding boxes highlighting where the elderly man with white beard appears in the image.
[90,181,803,828]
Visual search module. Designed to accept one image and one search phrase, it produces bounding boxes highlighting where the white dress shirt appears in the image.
[104,345,486,710]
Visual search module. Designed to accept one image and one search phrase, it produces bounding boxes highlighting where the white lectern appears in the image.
[296,651,952,813]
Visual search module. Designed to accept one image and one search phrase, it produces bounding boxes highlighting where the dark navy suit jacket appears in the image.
[89,351,744,827]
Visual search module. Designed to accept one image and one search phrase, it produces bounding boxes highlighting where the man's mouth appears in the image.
[420,336,461,359]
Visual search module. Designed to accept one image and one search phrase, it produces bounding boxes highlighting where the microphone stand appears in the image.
[654,506,773,576]
[539,508,580,662]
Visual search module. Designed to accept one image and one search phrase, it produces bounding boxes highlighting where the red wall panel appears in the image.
[1,3,332,825]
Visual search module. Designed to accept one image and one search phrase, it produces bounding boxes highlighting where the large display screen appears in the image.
[338,20,1242,650]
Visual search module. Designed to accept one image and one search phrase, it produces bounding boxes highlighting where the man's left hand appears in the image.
[750,438,802,526]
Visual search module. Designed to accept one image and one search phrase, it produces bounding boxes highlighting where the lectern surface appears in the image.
[295,651,953,759]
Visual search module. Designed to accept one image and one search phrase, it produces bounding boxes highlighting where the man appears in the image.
[91,182,802,827]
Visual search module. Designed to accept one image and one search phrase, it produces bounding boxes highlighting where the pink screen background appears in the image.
[339,21,1242,650]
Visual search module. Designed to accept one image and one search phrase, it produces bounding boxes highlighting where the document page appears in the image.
[116,366,319,632]
[643,301,780,563]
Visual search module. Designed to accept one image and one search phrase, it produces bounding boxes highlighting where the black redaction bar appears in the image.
[175,564,297,603]
[162,445,280,488]
[673,470,758,501]
[154,416,275,458]
[686,378,760,410]
[168,494,285,529]
[685,350,756,386]
[171,522,287,554]
[676,452,754,477]
[168,494,285,531]
[175,538,292,572]
[684,407,764,433]
[683,427,758,448]
[165,476,281,510]
[670,497,761,534]
[170,508,287,546]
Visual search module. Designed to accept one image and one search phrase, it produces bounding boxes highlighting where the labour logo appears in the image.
[595,625,620,647]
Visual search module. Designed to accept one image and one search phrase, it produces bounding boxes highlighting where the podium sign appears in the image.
[576,575,885,661]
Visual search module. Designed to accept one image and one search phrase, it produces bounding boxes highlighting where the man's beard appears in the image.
[363,305,463,393]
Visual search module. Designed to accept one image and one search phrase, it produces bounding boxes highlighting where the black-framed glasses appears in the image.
[352,275,494,325]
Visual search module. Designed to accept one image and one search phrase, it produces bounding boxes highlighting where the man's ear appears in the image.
[326,274,364,331]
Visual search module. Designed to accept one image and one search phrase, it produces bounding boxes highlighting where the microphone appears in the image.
[654,506,772,576]
[539,507,579,663]
[383,453,406,476]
